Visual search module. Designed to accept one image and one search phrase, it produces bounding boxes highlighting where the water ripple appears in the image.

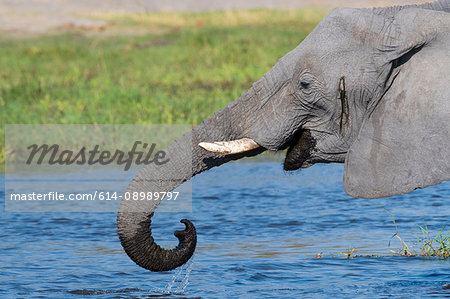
[1,163,449,298]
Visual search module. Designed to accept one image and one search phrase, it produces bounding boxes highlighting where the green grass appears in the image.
[0,8,327,165]
[307,210,450,259]
[390,224,450,258]
[387,210,449,258]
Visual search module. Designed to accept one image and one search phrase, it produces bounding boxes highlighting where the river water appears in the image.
[1,161,449,298]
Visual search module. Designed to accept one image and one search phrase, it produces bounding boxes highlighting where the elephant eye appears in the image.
[298,72,315,95]
[300,81,310,89]
[298,79,313,95]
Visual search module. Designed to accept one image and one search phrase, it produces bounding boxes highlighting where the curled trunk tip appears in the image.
[117,212,197,272]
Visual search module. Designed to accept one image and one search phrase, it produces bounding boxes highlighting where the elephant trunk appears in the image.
[117,118,265,271]
[116,48,303,270]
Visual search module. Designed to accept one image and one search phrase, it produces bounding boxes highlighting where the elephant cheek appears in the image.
[283,129,316,171]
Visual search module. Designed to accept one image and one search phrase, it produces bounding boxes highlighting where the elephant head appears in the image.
[117,0,450,271]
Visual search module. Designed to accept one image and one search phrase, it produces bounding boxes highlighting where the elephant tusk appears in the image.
[199,138,260,155]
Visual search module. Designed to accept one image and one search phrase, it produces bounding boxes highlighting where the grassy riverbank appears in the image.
[0,8,327,165]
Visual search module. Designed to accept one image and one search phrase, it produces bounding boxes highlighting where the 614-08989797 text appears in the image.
[8,191,180,201]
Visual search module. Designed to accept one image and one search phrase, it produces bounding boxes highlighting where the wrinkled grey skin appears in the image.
[117,0,450,272]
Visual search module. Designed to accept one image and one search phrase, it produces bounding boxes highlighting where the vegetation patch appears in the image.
[0,8,328,166]
[388,213,449,258]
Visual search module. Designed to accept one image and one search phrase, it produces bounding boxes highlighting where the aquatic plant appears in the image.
[387,210,449,258]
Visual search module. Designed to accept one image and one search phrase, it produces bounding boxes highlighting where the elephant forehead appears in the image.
[292,49,362,88]
[302,7,383,59]
[294,29,367,77]
[316,8,382,43]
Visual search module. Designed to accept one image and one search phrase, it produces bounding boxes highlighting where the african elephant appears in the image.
[117,0,450,272]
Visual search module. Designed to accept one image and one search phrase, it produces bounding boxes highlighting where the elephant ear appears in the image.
[343,8,450,198]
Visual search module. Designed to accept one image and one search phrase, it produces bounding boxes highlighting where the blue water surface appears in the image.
[1,161,449,298]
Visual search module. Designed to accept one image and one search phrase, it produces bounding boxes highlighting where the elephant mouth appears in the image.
[283,129,316,171]
[198,129,316,171]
